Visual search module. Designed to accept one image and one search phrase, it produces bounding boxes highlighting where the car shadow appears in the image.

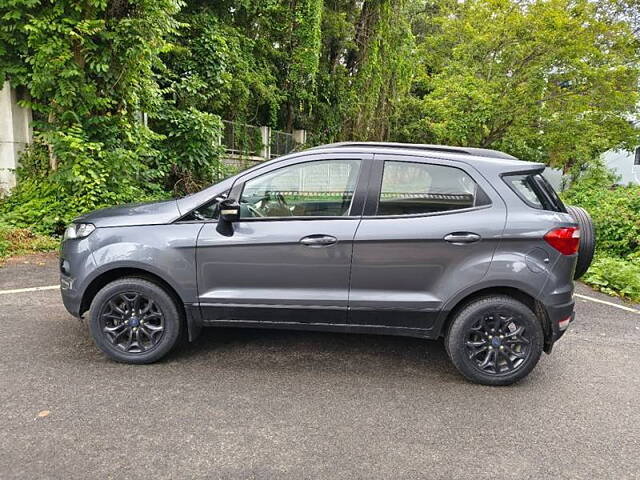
[168,326,459,380]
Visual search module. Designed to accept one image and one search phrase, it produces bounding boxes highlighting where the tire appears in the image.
[566,205,595,280]
[88,277,182,364]
[445,295,543,386]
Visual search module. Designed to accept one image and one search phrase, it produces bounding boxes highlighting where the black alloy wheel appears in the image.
[99,292,165,353]
[464,311,531,375]
[446,295,543,386]
[89,277,182,364]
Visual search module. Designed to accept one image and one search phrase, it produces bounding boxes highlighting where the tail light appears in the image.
[544,227,580,255]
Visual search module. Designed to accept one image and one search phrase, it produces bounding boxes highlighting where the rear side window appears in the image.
[504,173,565,212]
[376,161,490,216]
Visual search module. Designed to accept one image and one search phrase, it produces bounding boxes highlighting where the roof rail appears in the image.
[309,142,517,160]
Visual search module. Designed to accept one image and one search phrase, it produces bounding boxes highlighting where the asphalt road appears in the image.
[1,254,639,479]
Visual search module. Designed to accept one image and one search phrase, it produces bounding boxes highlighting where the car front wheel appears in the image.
[88,277,182,364]
[445,295,543,386]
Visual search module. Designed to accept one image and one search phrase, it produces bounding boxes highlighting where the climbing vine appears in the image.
[0,0,638,234]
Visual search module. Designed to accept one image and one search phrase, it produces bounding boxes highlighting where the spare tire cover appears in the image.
[566,205,596,280]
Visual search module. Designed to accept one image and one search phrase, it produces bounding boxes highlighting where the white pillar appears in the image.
[293,129,307,146]
[0,81,32,194]
[260,126,271,160]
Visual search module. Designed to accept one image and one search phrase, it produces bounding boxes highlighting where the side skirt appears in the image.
[199,318,436,340]
[186,304,444,342]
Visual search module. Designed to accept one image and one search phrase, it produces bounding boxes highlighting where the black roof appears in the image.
[310,142,517,160]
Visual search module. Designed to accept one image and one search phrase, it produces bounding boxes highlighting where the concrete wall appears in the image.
[0,82,32,194]
[602,149,640,185]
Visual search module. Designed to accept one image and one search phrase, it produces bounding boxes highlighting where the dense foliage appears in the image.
[582,256,640,301]
[0,0,639,311]
[395,0,640,173]
[563,165,640,300]
[0,223,58,263]
[564,167,640,259]
[0,0,184,232]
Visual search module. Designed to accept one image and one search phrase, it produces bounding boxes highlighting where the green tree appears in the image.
[394,0,640,171]
[0,0,183,232]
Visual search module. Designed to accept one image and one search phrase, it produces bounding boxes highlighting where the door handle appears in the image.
[300,235,338,247]
[444,232,481,244]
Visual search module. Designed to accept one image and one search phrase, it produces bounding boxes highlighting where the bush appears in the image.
[563,167,640,259]
[582,255,640,302]
[0,135,167,236]
[563,165,640,302]
[0,225,58,263]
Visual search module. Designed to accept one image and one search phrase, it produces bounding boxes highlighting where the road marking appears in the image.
[575,293,640,314]
[0,285,59,295]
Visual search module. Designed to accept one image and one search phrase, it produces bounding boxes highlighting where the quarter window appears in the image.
[240,159,361,218]
[505,174,544,209]
[376,161,486,216]
[504,173,565,212]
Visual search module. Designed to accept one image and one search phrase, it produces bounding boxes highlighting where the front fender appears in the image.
[87,224,204,304]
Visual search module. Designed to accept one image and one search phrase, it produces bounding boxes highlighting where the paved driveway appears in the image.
[1,254,639,479]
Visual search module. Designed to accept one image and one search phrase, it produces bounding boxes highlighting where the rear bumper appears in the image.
[541,297,575,352]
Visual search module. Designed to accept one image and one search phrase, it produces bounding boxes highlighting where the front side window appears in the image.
[377,161,486,216]
[240,159,361,218]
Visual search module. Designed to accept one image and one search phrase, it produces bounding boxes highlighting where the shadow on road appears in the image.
[169,327,455,375]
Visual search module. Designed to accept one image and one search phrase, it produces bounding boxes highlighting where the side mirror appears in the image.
[219,198,240,223]
[216,198,240,236]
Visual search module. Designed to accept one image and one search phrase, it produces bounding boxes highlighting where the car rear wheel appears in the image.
[566,205,595,280]
[88,277,182,364]
[445,295,543,386]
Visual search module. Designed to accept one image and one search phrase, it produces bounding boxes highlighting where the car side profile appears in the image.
[60,142,594,385]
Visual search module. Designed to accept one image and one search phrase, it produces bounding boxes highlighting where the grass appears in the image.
[0,226,59,264]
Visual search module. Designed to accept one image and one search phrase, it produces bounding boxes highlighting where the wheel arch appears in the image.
[79,267,193,339]
[437,285,552,350]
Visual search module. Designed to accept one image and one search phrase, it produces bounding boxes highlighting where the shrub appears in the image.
[0,225,58,262]
[583,255,640,302]
[563,167,640,259]
[563,164,640,302]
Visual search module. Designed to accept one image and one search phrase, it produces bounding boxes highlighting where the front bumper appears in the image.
[60,274,83,318]
[59,236,96,319]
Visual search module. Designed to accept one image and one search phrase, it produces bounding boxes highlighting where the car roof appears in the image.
[307,142,545,175]
[310,141,517,160]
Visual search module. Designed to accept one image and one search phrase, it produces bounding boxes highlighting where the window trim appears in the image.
[368,158,492,218]
[231,156,370,222]
[532,174,566,212]
[361,204,493,220]
[502,171,564,212]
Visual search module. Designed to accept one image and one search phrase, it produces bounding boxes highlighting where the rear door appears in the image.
[196,153,371,325]
[348,154,506,331]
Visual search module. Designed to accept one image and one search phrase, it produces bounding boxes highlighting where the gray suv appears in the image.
[60,142,594,385]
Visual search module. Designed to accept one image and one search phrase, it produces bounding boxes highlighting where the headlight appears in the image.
[63,223,96,241]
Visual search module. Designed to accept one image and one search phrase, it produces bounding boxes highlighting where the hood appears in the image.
[73,199,181,228]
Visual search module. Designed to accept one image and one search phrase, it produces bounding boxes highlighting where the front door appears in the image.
[349,155,507,331]
[196,153,371,325]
